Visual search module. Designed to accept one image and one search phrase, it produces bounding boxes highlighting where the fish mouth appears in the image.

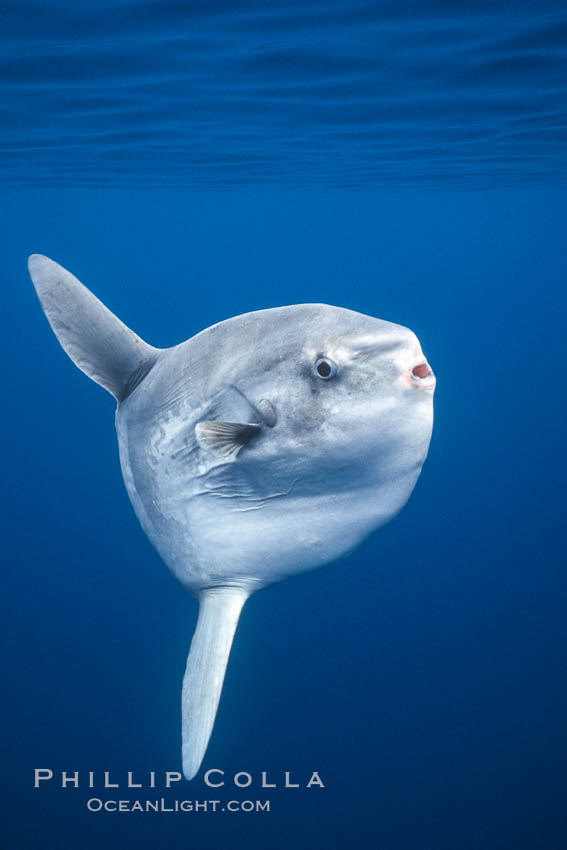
[410,361,435,389]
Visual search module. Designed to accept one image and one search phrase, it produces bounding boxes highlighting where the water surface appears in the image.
[1,0,566,187]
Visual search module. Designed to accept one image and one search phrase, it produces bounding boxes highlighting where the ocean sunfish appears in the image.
[28,254,436,780]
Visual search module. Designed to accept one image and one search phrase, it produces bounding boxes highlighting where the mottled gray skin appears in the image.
[28,254,435,780]
[117,304,435,594]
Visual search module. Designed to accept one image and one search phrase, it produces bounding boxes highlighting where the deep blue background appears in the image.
[3,188,566,849]
[2,1,567,849]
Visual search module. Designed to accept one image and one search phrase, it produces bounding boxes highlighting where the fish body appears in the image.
[117,304,434,592]
[29,254,435,778]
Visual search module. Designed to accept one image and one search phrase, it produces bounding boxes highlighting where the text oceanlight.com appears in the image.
[87,798,270,813]
[34,769,325,813]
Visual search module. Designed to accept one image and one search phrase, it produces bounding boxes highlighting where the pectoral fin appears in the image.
[195,421,261,458]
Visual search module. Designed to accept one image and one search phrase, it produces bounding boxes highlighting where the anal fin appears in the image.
[181,588,249,780]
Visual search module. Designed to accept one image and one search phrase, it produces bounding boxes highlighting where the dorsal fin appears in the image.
[28,254,159,401]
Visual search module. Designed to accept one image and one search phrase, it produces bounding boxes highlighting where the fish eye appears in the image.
[314,358,337,380]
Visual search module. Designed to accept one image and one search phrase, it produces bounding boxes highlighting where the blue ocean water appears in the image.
[2,2,567,850]
[3,0,567,188]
